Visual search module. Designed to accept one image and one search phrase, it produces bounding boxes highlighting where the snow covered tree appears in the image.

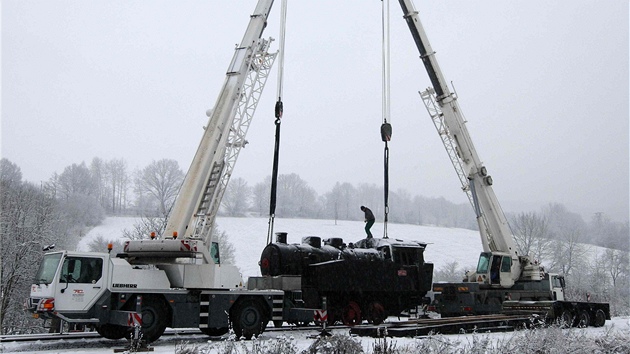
[275,173,317,218]
[90,157,111,211]
[134,159,184,216]
[221,177,251,216]
[0,159,70,334]
[509,211,553,264]
[252,177,271,217]
[106,159,129,214]
[87,234,126,255]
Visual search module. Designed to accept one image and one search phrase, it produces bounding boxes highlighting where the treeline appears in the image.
[227,175,477,229]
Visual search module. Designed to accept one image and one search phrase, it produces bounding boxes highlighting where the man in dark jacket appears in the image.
[360,206,375,238]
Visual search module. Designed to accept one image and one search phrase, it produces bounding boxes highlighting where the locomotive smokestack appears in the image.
[275,232,287,244]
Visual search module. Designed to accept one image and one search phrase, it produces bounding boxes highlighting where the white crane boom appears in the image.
[122,0,277,289]
[397,0,544,286]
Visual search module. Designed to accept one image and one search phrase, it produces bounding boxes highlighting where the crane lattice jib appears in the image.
[399,0,517,258]
[420,88,474,207]
[420,88,495,252]
[193,39,278,245]
[157,0,276,264]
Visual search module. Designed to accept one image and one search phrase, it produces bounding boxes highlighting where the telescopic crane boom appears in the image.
[397,0,544,287]
[122,0,278,289]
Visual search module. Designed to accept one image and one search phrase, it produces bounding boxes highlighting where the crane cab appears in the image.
[27,251,109,321]
[474,252,515,288]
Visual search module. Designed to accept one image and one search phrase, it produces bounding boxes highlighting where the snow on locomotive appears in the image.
[248,233,433,326]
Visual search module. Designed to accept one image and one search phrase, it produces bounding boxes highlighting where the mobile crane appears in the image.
[27,0,284,342]
[396,0,610,327]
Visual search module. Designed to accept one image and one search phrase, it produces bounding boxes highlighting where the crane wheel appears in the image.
[559,310,574,328]
[231,298,268,339]
[576,310,590,328]
[593,309,606,327]
[138,295,169,343]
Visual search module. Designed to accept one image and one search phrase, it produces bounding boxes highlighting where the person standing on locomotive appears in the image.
[360,205,375,238]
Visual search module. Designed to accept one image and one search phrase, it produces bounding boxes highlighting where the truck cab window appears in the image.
[476,253,491,274]
[60,257,103,284]
[34,252,62,285]
[211,242,221,264]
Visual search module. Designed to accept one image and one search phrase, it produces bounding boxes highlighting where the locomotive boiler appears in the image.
[248,233,433,326]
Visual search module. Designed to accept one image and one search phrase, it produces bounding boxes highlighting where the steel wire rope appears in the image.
[267,0,288,245]
[381,0,391,238]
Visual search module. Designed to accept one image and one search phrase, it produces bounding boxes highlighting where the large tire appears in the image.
[138,296,169,343]
[559,310,574,328]
[200,327,229,337]
[593,309,606,327]
[576,310,590,328]
[96,324,128,340]
[231,298,268,339]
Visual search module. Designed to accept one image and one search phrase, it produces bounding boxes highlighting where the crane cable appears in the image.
[267,0,288,245]
[381,0,391,239]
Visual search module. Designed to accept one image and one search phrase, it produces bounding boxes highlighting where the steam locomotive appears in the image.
[248,233,434,326]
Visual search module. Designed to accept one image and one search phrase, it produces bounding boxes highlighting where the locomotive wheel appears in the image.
[231,298,268,339]
[367,302,386,325]
[327,307,340,326]
[342,301,362,326]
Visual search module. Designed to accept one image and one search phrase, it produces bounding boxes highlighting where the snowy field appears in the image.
[4,216,628,353]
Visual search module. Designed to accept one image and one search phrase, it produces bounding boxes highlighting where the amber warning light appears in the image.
[173,231,178,239]
[107,243,113,253]
[150,232,156,239]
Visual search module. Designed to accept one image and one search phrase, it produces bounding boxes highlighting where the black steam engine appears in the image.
[248,233,433,326]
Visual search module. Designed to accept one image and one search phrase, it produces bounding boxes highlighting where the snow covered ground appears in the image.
[4,216,628,353]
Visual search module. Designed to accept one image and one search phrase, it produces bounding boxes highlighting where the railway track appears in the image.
[1,315,531,344]
[351,314,533,337]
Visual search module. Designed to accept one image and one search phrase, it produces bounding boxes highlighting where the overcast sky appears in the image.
[2,1,628,222]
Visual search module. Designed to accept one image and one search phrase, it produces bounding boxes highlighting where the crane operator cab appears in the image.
[473,252,515,288]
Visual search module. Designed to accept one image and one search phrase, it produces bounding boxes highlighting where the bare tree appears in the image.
[122,215,169,241]
[433,261,465,282]
[90,157,111,211]
[106,159,129,214]
[0,159,67,334]
[221,177,251,216]
[276,174,317,218]
[54,162,95,200]
[87,234,126,255]
[547,225,589,281]
[134,159,184,216]
[252,177,270,217]
[509,211,553,263]
[215,228,236,265]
